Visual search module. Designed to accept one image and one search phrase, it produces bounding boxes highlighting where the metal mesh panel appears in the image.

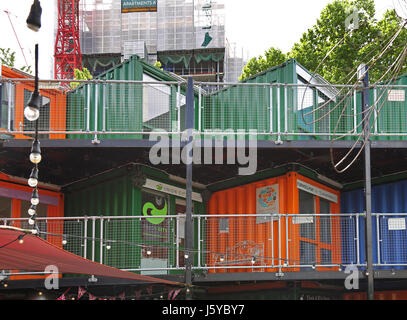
[4,214,407,273]
[287,215,343,269]
[1,79,406,139]
[103,219,140,269]
[201,214,357,272]
[378,215,407,265]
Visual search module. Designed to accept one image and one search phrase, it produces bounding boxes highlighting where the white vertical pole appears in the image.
[83,217,88,259]
[86,85,91,132]
[284,86,288,133]
[7,82,12,132]
[177,84,181,132]
[270,86,273,133]
[100,217,103,264]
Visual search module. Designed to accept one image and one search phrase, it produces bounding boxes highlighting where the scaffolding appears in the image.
[76,0,245,81]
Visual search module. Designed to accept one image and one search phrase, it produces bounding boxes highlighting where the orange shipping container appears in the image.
[1,65,66,139]
[0,171,64,280]
[206,165,341,274]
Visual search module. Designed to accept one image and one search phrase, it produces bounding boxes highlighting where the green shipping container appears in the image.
[66,55,200,140]
[63,163,206,276]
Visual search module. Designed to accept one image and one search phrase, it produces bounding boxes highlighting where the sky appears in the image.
[0,0,399,79]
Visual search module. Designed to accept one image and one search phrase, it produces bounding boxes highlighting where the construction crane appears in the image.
[54,0,82,80]
[2,9,31,69]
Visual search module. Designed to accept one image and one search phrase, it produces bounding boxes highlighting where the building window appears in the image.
[142,73,173,131]
[299,189,316,240]
[0,83,15,130]
[219,218,229,233]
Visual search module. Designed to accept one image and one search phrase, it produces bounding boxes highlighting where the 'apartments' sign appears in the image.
[121,0,157,13]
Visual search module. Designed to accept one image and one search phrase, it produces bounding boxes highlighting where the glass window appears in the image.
[142,73,172,131]
[300,241,316,265]
[321,248,332,265]
[140,190,170,275]
[299,190,315,240]
[219,218,229,233]
[319,198,332,244]
[1,83,15,130]
[141,190,170,245]
[0,196,12,218]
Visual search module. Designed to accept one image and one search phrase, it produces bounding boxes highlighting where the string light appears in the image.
[31,188,39,206]
[28,166,39,187]
[28,214,37,226]
[62,235,67,245]
[28,205,37,216]
[29,140,42,165]
[18,235,25,244]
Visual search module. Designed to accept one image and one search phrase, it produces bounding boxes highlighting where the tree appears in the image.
[239,0,407,84]
[0,48,32,74]
[70,68,93,89]
[239,47,287,81]
[289,0,380,83]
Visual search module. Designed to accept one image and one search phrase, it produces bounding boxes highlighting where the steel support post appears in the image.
[361,64,374,300]
[185,77,194,300]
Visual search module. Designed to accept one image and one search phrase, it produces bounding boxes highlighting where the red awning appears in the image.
[0,228,181,286]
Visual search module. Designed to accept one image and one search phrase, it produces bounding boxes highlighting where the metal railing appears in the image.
[2,213,407,275]
[1,79,407,141]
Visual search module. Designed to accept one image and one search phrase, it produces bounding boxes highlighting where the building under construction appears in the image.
[75,0,247,82]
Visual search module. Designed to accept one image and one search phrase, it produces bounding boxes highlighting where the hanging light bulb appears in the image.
[146,248,152,256]
[28,205,37,216]
[106,241,111,250]
[29,140,42,164]
[24,100,40,122]
[18,234,25,244]
[220,255,225,262]
[28,214,37,226]
[251,257,256,264]
[62,235,67,245]
[26,0,42,32]
[28,166,39,187]
[31,188,39,205]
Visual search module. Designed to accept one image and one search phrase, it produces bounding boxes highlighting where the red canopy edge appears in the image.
[0,228,182,286]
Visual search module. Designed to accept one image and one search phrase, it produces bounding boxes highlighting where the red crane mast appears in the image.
[54,0,82,80]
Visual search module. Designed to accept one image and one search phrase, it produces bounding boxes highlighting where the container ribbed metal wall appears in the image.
[341,179,407,269]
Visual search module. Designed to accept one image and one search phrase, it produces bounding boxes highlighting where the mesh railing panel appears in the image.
[1,80,407,139]
[3,214,407,273]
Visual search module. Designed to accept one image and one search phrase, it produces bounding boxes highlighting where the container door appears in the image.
[140,191,170,275]
[297,189,338,270]
[298,189,317,270]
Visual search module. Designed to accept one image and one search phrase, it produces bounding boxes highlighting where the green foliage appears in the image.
[70,68,93,88]
[154,60,163,69]
[0,48,16,67]
[239,47,288,81]
[239,0,407,84]
[0,48,32,74]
